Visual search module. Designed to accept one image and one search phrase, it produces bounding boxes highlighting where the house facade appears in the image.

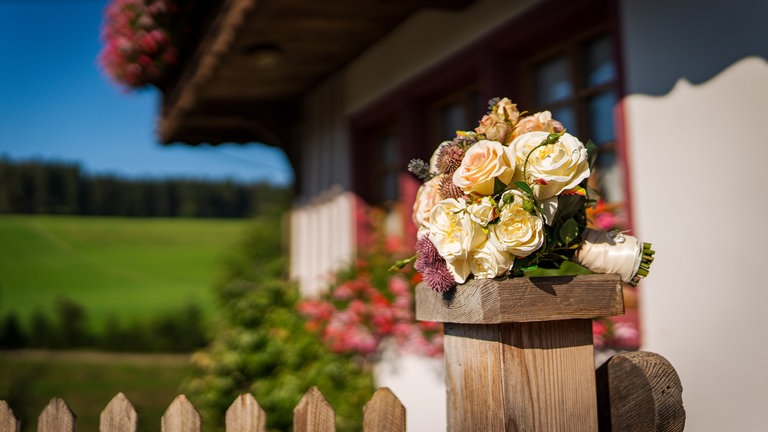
[158,0,768,430]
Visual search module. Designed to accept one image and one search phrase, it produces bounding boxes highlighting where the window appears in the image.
[529,33,624,204]
[372,130,400,204]
[429,88,485,143]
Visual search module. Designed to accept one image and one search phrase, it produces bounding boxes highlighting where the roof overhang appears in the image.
[159,0,474,148]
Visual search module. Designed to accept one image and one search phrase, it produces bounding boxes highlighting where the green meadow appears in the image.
[0,215,249,330]
[0,350,190,431]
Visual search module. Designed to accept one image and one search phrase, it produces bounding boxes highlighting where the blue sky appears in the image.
[0,0,294,185]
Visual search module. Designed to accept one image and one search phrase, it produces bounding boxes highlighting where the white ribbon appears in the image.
[574,228,642,282]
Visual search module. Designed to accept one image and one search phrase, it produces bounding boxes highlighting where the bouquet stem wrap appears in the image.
[574,228,653,285]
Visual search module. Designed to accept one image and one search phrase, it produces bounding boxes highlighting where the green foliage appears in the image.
[183,217,374,432]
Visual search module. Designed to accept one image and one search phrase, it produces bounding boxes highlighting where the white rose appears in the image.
[490,190,544,257]
[452,140,516,196]
[445,256,472,284]
[467,196,497,226]
[428,198,485,260]
[511,131,590,200]
[428,198,486,282]
[469,239,513,279]
[412,175,443,237]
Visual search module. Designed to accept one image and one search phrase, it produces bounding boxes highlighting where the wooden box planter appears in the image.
[416,274,624,432]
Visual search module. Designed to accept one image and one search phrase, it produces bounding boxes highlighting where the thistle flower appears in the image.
[435,143,465,174]
[423,265,456,293]
[414,237,443,271]
[438,175,464,200]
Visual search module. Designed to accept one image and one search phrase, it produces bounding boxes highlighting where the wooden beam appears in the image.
[596,351,685,432]
[416,273,624,323]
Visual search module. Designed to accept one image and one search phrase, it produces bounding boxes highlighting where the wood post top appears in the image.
[415,273,624,324]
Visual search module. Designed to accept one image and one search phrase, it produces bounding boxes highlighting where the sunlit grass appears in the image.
[0,215,248,330]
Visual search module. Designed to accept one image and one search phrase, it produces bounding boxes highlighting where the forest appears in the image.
[0,158,291,218]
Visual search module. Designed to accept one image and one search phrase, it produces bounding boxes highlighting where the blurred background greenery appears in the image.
[0,159,374,432]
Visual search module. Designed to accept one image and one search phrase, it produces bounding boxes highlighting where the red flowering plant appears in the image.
[99,0,179,89]
[299,209,443,361]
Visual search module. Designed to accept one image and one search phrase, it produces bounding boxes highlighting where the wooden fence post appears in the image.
[363,387,406,432]
[293,387,335,432]
[226,393,267,432]
[416,274,624,432]
[161,395,202,432]
[38,398,76,432]
[100,392,138,432]
[0,400,21,432]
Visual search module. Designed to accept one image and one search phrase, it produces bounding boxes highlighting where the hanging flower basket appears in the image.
[99,0,179,89]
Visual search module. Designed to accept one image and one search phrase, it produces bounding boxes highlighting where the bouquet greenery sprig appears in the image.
[398,97,653,292]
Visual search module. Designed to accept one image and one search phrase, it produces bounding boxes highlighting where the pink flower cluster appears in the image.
[299,274,443,359]
[99,0,178,89]
[592,318,640,349]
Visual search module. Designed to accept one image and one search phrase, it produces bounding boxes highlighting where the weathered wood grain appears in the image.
[226,393,267,432]
[161,395,202,432]
[363,387,405,432]
[443,319,598,431]
[596,351,685,432]
[100,392,137,432]
[0,400,21,432]
[416,274,624,323]
[293,387,335,432]
[38,398,76,432]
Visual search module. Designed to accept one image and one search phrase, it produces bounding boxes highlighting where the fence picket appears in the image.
[100,392,138,432]
[363,387,405,432]
[226,393,266,432]
[161,395,202,432]
[293,387,335,432]
[0,400,21,432]
[38,398,76,432]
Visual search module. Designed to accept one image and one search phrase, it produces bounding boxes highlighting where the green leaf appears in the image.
[586,140,599,170]
[558,218,580,245]
[550,194,587,229]
[493,177,509,195]
[521,260,593,277]
[514,181,533,196]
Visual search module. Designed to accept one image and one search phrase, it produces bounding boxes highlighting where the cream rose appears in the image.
[511,131,590,200]
[412,175,443,238]
[490,190,544,257]
[467,196,497,226]
[452,140,516,196]
[469,239,513,279]
[428,198,485,283]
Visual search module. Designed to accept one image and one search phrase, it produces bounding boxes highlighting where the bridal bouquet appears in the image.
[399,97,654,292]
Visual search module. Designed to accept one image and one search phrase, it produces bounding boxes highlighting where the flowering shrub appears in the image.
[99,0,179,89]
[592,318,640,349]
[300,210,443,360]
[404,97,654,292]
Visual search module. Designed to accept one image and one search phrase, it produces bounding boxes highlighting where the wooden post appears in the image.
[416,274,624,432]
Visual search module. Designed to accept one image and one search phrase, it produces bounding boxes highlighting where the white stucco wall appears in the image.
[620,1,768,429]
[625,56,768,431]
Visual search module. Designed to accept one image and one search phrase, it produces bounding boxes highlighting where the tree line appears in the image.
[0,297,208,353]
[0,158,291,218]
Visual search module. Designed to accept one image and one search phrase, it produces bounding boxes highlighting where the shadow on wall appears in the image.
[620,0,768,96]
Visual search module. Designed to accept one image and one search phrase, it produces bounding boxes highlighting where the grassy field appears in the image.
[0,350,191,432]
[0,215,249,330]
